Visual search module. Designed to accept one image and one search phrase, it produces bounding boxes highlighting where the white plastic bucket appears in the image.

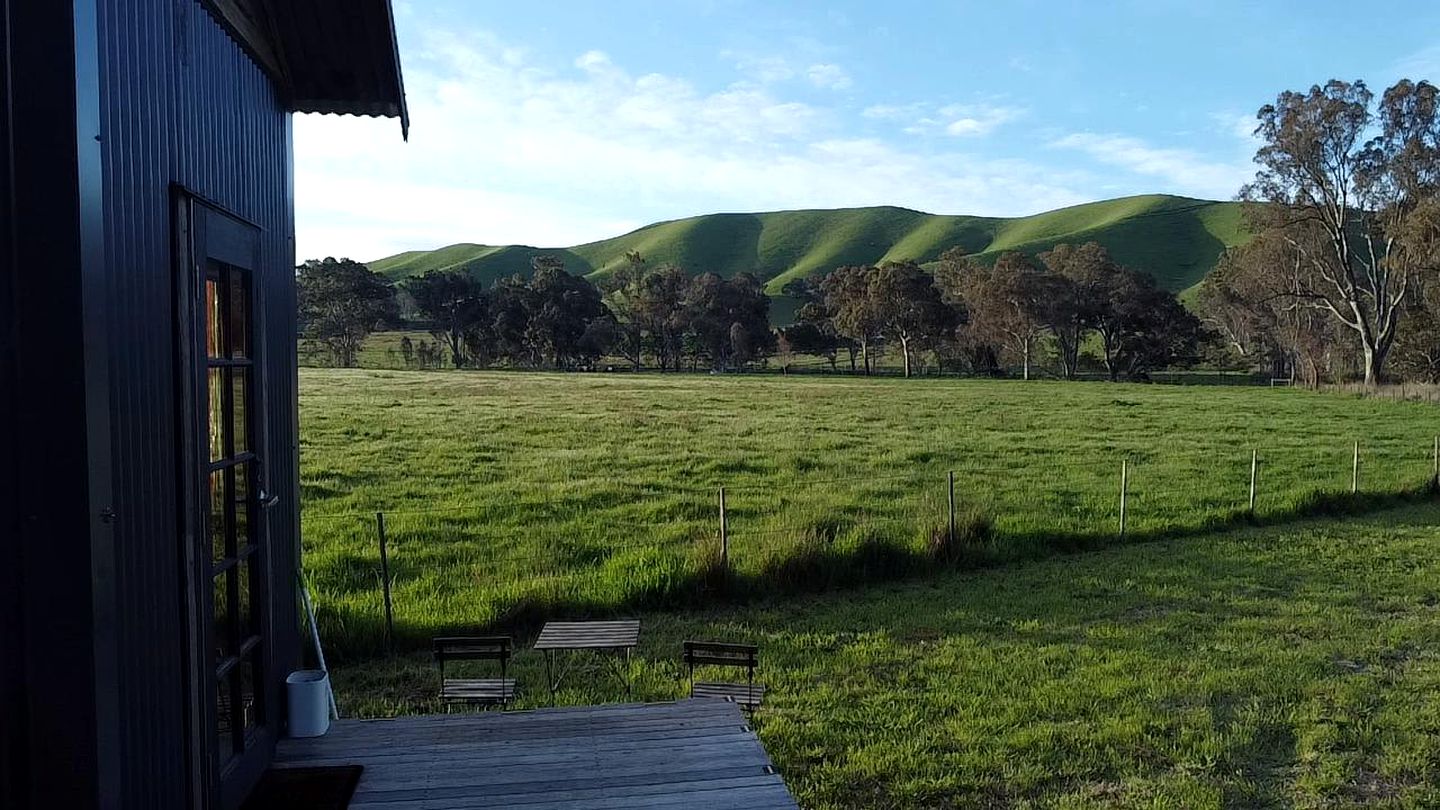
[286,670,331,738]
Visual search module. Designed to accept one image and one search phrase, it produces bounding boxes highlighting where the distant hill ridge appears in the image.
[368,194,1250,321]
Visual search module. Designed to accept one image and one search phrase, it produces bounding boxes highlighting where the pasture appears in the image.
[299,369,1439,659]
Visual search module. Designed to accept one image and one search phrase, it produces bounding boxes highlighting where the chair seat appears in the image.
[692,681,765,708]
[441,678,516,703]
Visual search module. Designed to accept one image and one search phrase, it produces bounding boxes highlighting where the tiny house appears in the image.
[1,2,405,808]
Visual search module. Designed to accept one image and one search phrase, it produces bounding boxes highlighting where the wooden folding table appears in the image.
[533,619,641,700]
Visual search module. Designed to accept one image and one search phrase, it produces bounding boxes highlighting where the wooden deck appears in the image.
[274,699,798,809]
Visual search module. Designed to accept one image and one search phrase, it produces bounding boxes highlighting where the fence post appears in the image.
[1119,459,1129,539]
[947,470,956,542]
[718,487,728,571]
[1249,449,1258,514]
[1352,441,1360,495]
[1432,436,1438,491]
[376,511,395,657]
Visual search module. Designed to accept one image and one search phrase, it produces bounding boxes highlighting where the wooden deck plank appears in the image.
[277,703,740,755]
[302,741,771,785]
[303,700,732,738]
[274,699,796,809]
[346,775,785,809]
[354,782,796,810]
[324,738,771,782]
[350,765,775,806]
[304,701,737,737]
[280,730,761,768]
[283,712,745,751]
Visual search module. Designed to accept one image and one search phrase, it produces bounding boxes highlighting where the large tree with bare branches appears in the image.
[1241,79,1440,385]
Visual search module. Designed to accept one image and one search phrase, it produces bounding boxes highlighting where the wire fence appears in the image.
[301,438,1440,659]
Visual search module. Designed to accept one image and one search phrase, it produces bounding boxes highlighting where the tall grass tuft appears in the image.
[927,506,993,566]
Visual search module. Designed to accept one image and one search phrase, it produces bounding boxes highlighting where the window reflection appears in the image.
[208,368,226,462]
[233,463,249,549]
[240,654,260,740]
[217,678,235,765]
[209,470,228,563]
[231,370,248,454]
[205,278,224,360]
[213,572,231,660]
[229,272,249,359]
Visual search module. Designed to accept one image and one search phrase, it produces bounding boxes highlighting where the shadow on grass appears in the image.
[320,485,1437,663]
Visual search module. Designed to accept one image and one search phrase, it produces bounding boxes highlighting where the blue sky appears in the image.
[293,1,1440,261]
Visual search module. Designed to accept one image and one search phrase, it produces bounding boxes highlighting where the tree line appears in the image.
[297,241,1201,380]
[777,244,1200,380]
[298,251,776,373]
[299,77,1440,384]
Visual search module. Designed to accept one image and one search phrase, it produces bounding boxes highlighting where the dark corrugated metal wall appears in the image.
[0,1,26,805]
[96,1,298,805]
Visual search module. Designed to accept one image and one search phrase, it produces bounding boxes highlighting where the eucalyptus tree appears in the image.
[951,252,1055,380]
[868,261,954,379]
[296,257,397,367]
[822,264,885,375]
[1241,79,1440,384]
[404,268,487,368]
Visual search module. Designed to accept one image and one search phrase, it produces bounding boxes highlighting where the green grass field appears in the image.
[300,369,1438,663]
[364,194,1250,322]
[302,369,1440,807]
[332,505,1440,808]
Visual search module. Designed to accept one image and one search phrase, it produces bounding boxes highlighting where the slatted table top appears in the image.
[533,619,641,651]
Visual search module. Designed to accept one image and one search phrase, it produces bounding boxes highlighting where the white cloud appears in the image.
[861,102,926,121]
[721,50,795,84]
[806,63,852,90]
[574,50,612,73]
[1211,111,1261,146]
[940,104,1025,137]
[1049,132,1252,200]
[867,101,1025,138]
[293,28,1093,260]
[1392,43,1440,83]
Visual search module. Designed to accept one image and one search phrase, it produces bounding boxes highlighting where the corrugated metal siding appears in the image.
[0,2,26,805]
[96,1,298,806]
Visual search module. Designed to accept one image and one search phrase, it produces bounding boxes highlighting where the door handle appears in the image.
[255,468,280,509]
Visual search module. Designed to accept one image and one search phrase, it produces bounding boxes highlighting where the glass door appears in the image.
[179,198,272,809]
[203,258,266,786]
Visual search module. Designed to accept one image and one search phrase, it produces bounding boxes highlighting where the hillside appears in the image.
[368,194,1250,321]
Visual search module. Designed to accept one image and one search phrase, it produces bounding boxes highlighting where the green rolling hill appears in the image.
[367,194,1251,322]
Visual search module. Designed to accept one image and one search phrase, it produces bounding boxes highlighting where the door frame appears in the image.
[173,188,275,809]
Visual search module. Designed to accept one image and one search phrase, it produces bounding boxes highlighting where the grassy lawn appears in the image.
[299,369,1440,660]
[333,504,1440,808]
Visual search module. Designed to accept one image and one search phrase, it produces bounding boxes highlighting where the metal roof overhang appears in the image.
[202,0,410,139]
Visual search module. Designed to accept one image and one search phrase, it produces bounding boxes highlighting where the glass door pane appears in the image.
[199,257,265,776]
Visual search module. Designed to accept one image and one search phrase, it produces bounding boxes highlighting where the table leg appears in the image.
[544,649,556,704]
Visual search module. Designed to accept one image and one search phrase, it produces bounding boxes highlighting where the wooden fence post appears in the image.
[947,470,956,543]
[1249,449,1258,514]
[376,511,395,657]
[1119,459,1129,538]
[1352,441,1360,495]
[718,487,728,571]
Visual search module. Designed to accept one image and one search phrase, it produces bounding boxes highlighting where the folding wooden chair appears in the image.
[684,640,764,711]
[433,636,516,709]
